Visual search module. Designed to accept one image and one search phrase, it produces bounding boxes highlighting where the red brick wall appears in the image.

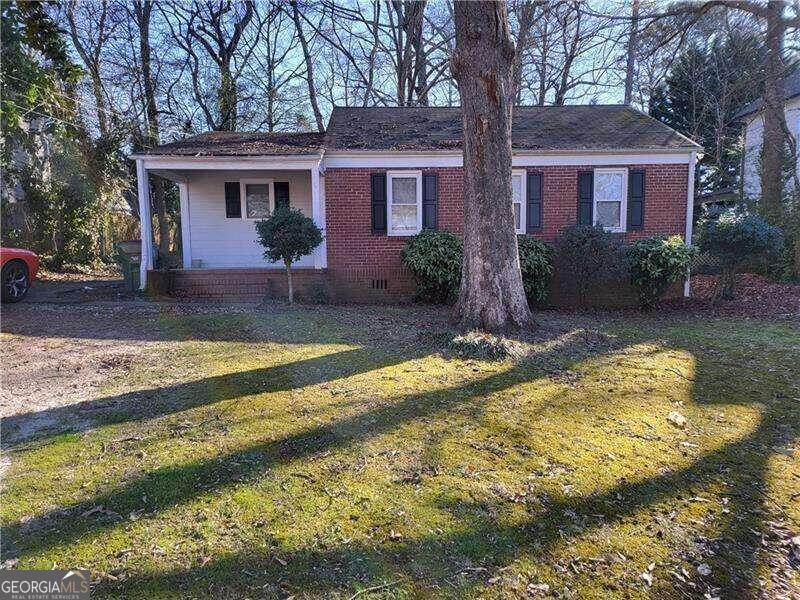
[324,163,689,273]
[148,268,329,300]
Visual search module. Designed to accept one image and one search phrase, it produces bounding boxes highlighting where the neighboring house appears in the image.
[132,105,701,303]
[737,69,800,200]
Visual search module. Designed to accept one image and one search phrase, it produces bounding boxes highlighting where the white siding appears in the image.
[186,169,314,268]
[742,96,800,200]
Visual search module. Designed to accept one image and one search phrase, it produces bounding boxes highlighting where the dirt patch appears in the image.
[0,304,162,446]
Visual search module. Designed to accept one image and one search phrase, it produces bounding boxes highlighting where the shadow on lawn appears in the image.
[106,404,794,598]
[1,345,425,449]
[3,330,591,551]
[6,323,798,597]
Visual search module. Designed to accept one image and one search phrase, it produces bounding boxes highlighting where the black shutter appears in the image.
[627,171,645,230]
[275,182,290,210]
[577,172,593,225]
[422,173,438,229]
[526,172,542,232]
[371,173,387,234]
[225,182,241,218]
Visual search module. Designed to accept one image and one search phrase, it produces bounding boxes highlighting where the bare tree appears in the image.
[452,0,532,331]
[290,0,325,131]
[65,0,120,137]
[246,5,301,131]
[163,0,256,132]
[514,1,618,105]
[624,0,640,104]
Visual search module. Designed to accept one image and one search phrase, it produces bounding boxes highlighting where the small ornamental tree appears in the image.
[697,207,783,300]
[255,207,323,304]
[626,236,697,309]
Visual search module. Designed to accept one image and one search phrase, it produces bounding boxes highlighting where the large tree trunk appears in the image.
[218,63,237,131]
[760,0,788,221]
[135,0,171,260]
[451,1,533,332]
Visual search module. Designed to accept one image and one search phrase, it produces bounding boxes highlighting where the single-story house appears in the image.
[132,105,701,303]
[736,69,800,200]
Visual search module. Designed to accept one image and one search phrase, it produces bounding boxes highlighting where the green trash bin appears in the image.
[116,240,142,291]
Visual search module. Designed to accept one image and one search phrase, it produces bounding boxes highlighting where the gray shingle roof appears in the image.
[324,105,700,152]
[733,69,800,120]
[140,105,700,156]
[142,131,325,156]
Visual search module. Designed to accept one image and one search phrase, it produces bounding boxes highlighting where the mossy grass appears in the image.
[2,305,797,598]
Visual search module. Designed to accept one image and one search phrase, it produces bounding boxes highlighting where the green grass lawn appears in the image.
[2,304,798,598]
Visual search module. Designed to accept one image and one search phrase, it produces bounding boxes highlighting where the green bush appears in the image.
[401,230,462,303]
[555,225,625,305]
[517,235,553,303]
[626,236,697,309]
[697,207,783,299]
[256,207,324,303]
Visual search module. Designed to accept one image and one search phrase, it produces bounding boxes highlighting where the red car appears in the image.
[1,247,39,303]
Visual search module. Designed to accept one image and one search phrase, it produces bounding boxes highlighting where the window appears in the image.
[240,180,273,219]
[512,171,526,234]
[387,171,422,235]
[593,168,627,232]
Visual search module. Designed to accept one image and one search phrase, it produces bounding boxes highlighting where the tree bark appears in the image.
[760,0,788,221]
[285,260,294,304]
[624,0,639,105]
[451,0,533,332]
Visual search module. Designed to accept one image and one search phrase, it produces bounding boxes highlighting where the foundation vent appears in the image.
[371,279,388,290]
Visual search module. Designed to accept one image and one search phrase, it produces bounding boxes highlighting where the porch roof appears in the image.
[137,131,325,157]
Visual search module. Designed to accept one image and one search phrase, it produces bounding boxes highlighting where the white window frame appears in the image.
[386,170,423,236]
[512,170,526,234]
[593,168,628,233]
[239,178,274,220]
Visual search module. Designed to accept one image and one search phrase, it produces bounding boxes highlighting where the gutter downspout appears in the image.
[684,151,697,297]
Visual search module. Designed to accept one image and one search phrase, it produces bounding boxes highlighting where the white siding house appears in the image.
[739,70,800,200]
[183,169,315,269]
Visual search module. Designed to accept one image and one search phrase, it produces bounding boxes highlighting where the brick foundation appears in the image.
[147,268,329,301]
[148,266,681,307]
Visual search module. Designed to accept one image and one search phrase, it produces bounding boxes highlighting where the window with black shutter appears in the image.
[627,171,645,230]
[577,172,593,225]
[526,172,542,232]
[225,182,241,218]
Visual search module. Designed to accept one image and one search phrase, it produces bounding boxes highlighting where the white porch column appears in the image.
[311,163,327,268]
[683,151,697,297]
[178,182,191,268]
[136,159,153,291]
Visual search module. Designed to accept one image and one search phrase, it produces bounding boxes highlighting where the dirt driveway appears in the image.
[0,276,258,454]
